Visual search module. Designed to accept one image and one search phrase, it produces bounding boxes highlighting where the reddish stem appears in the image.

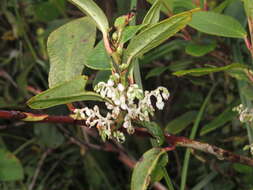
[1,109,253,167]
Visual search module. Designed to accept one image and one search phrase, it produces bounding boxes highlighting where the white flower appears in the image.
[107,79,114,87]
[85,76,170,142]
[117,83,124,92]
[156,101,164,110]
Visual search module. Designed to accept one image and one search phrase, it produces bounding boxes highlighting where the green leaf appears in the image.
[34,124,65,148]
[243,0,253,19]
[200,102,238,136]
[131,148,167,190]
[0,149,24,181]
[34,0,65,22]
[150,154,169,183]
[138,121,165,146]
[241,84,253,100]
[226,68,250,82]
[83,153,114,189]
[146,0,173,15]
[124,9,196,66]
[121,25,142,44]
[173,0,196,13]
[213,0,236,13]
[233,163,253,174]
[68,0,109,35]
[165,111,198,134]
[27,76,104,109]
[92,70,111,89]
[47,17,96,87]
[173,63,246,76]
[140,40,186,65]
[185,41,216,57]
[142,0,161,25]
[86,41,111,70]
[189,11,247,38]
[145,66,169,79]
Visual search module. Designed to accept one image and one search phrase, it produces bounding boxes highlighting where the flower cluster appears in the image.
[243,144,253,156]
[72,74,169,142]
[233,104,253,123]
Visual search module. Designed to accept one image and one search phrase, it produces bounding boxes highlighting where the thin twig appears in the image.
[28,148,52,190]
[1,110,253,167]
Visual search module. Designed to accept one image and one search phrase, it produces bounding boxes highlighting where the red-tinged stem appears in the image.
[164,134,253,167]
[1,110,253,167]
[103,33,113,55]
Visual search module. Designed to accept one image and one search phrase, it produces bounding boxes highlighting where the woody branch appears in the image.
[0,109,253,167]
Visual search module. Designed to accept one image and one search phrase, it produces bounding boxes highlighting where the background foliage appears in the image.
[1,0,253,189]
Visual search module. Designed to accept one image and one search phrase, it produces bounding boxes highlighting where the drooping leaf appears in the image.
[185,41,216,57]
[86,41,111,70]
[27,76,104,109]
[124,9,197,66]
[138,121,165,146]
[200,102,238,136]
[0,149,24,181]
[173,63,246,76]
[68,0,109,35]
[142,0,161,25]
[47,17,96,87]
[165,111,198,134]
[189,11,247,38]
[131,148,167,190]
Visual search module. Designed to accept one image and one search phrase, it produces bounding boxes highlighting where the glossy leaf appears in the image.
[189,11,247,38]
[86,41,111,70]
[142,0,161,25]
[0,149,24,181]
[200,102,238,136]
[68,0,109,35]
[165,111,198,134]
[131,148,167,190]
[173,63,246,76]
[48,17,96,87]
[124,9,196,66]
[27,76,104,109]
